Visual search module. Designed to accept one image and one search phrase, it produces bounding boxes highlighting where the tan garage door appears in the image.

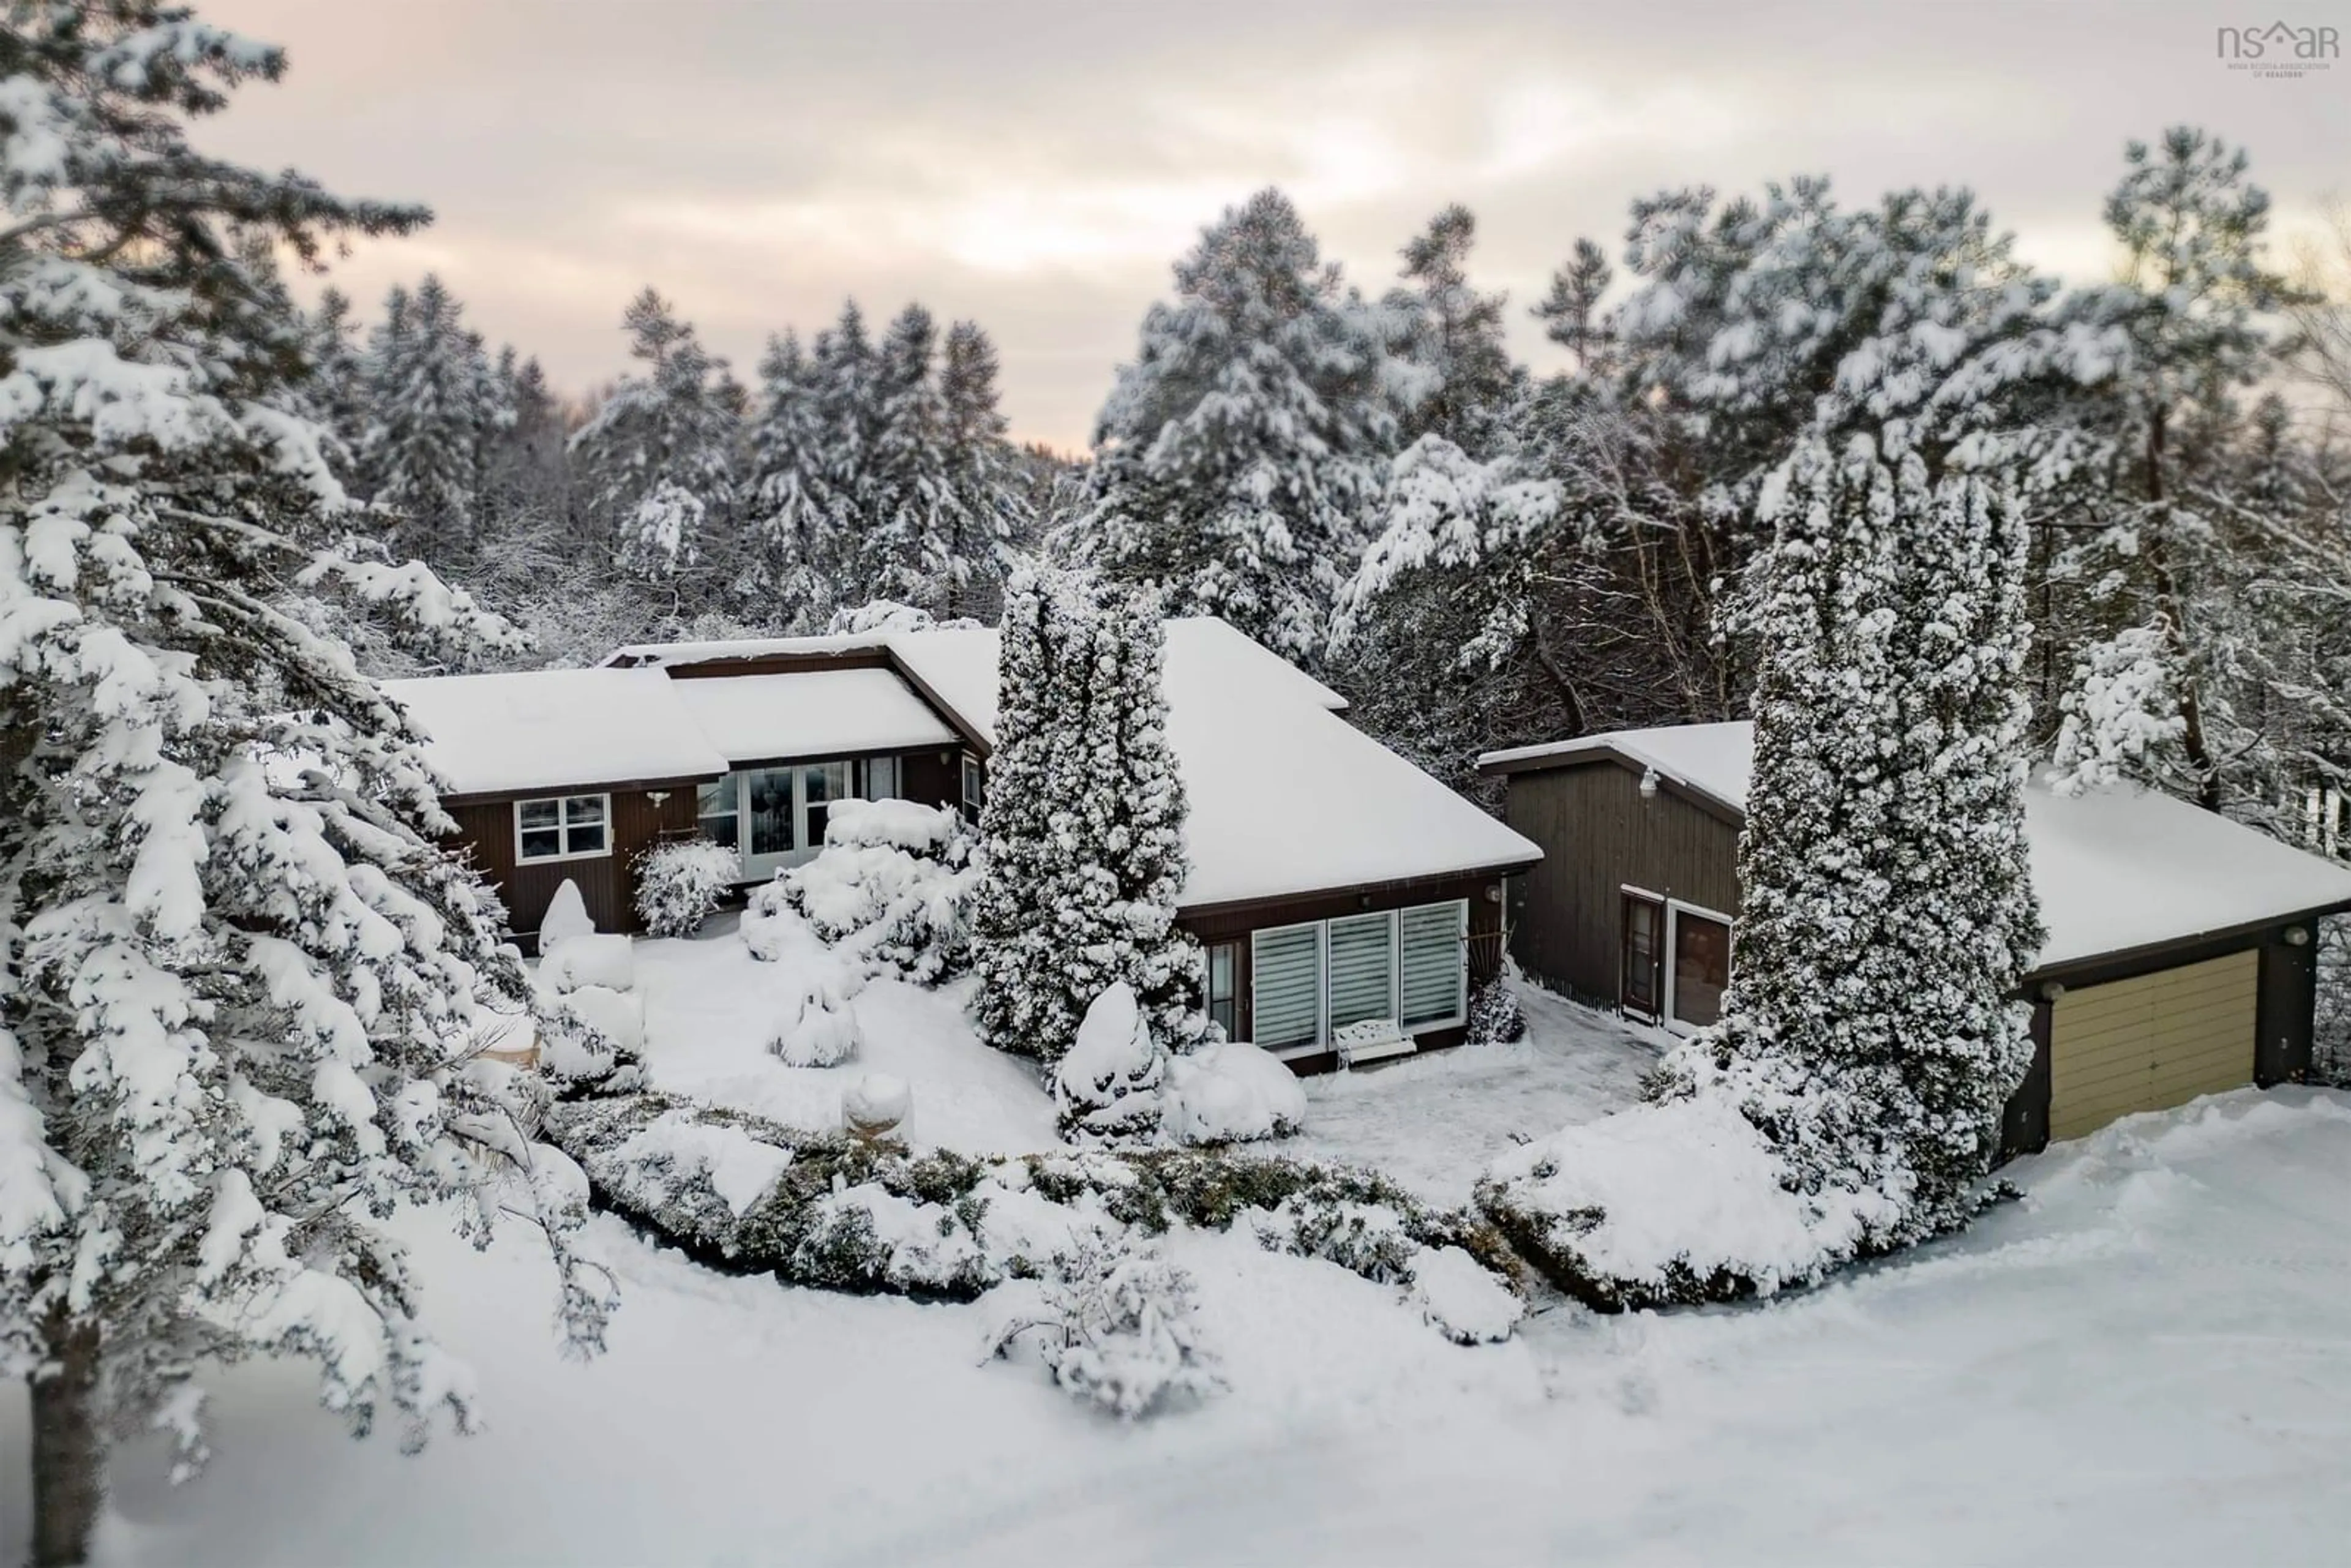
[2049,950,2258,1141]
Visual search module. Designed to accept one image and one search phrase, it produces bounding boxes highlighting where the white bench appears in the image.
[1334,1018,1416,1068]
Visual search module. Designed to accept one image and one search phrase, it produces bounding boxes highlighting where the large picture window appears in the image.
[1247,899,1470,1056]
[515,794,609,863]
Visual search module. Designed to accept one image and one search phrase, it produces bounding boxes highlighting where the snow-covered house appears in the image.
[1479,721,2351,1153]
[388,619,1539,1067]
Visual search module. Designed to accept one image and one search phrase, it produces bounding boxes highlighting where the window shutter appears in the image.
[1399,902,1466,1029]
[1251,925,1322,1050]
[1327,912,1396,1030]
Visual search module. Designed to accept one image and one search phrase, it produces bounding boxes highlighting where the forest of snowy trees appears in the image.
[310,132,2351,858]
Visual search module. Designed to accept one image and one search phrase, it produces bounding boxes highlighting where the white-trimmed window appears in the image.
[961,753,984,822]
[1247,898,1470,1056]
[516,793,609,863]
[864,755,901,801]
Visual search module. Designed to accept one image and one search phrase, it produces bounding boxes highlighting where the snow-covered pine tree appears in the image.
[1387,204,1518,452]
[742,328,836,628]
[298,285,369,476]
[0,7,612,1562]
[568,287,741,582]
[1081,188,1395,666]
[864,303,951,610]
[360,273,491,559]
[810,298,881,583]
[971,569,1205,1066]
[937,319,1024,620]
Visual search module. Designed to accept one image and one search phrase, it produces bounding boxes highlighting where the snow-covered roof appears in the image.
[666,669,959,762]
[887,618,1536,909]
[601,631,887,667]
[1479,721,2351,970]
[384,669,729,798]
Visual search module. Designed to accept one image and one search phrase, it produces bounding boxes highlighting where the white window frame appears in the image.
[1660,896,1734,1034]
[1250,899,1471,1060]
[514,793,612,865]
[863,754,901,801]
[961,752,984,822]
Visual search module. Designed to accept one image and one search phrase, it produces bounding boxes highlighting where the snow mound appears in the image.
[539,878,594,950]
[843,1073,911,1135]
[542,933,634,994]
[1478,1096,1902,1311]
[1163,1041,1307,1144]
[1407,1244,1524,1345]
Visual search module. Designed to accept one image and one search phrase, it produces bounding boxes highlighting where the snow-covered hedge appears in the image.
[1475,1095,1902,1312]
[634,838,740,939]
[779,800,978,984]
[544,1092,1520,1324]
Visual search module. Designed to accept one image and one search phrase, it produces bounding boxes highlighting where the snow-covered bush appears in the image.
[1162,1042,1307,1145]
[1477,1096,1902,1311]
[781,799,978,983]
[843,1074,912,1138]
[540,877,596,950]
[540,988,648,1092]
[1466,976,1528,1047]
[825,600,981,636]
[767,951,864,1068]
[1054,983,1167,1145]
[986,1243,1223,1420]
[541,934,635,995]
[634,838,740,939]
[1406,1245,1526,1345]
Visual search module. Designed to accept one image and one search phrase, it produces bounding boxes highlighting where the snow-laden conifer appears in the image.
[0,9,612,1559]
[569,287,741,578]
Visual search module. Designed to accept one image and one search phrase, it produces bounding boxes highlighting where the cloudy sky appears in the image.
[197,0,2348,449]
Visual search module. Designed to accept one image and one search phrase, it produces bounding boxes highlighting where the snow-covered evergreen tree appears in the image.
[938,319,1024,619]
[971,569,1205,1065]
[0,7,611,1562]
[864,303,952,608]
[1387,204,1517,452]
[1660,429,2041,1247]
[360,273,492,558]
[568,287,741,580]
[1081,189,1395,664]
[741,328,835,628]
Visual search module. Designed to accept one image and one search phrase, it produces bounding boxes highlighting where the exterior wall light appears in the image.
[2285,926,2311,947]
[2038,980,2066,1003]
[1638,767,1659,800]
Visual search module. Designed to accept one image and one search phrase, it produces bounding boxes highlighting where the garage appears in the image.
[2049,950,2260,1141]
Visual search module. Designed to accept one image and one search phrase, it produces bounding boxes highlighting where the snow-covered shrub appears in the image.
[781,799,978,983]
[1162,1042,1307,1145]
[767,951,864,1068]
[1477,1094,1903,1311]
[741,876,800,963]
[634,838,739,939]
[540,877,595,950]
[541,933,634,995]
[1466,976,1527,1047]
[540,988,648,1092]
[1406,1245,1525,1346]
[1055,983,1167,1145]
[986,1243,1223,1420]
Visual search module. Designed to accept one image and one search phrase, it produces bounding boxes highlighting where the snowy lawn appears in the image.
[10,1087,2351,1565]
[1295,983,1664,1204]
[626,912,1059,1155]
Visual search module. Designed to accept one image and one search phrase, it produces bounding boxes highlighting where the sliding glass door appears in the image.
[706,760,860,882]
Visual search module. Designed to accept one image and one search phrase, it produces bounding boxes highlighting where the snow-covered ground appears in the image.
[1297,983,1663,1204]
[9,1086,2350,1566]
[628,913,1059,1155]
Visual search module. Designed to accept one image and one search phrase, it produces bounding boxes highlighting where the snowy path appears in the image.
[10,1087,2351,1566]
[1295,984,1664,1204]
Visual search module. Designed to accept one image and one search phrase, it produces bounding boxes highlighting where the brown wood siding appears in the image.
[897,747,965,811]
[1500,760,1741,1003]
[445,787,695,948]
[1177,871,1506,1073]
